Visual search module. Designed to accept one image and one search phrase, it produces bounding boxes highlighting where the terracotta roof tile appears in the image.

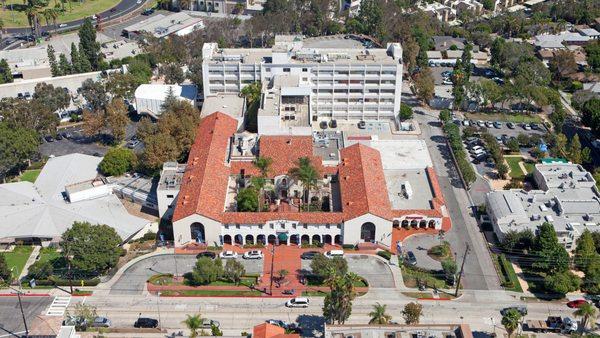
[172,112,239,222]
[253,323,285,338]
[338,144,393,220]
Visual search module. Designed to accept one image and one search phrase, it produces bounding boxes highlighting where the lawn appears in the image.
[3,246,34,279]
[37,247,62,264]
[19,170,41,183]
[492,253,523,293]
[0,0,120,28]
[506,157,527,179]
[159,290,263,297]
[401,264,449,289]
[465,112,542,124]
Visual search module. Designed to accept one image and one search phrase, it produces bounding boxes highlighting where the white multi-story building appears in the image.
[201,35,403,124]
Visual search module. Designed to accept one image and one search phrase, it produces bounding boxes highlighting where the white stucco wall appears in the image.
[343,214,393,247]
[173,214,223,247]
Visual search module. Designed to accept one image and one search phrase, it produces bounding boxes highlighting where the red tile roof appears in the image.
[338,144,393,220]
[172,112,239,222]
[253,323,299,338]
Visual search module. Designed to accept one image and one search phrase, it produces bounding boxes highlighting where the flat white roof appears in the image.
[135,84,197,101]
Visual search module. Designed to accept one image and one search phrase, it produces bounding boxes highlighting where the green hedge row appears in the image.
[25,276,101,287]
[442,122,477,185]
[377,250,392,260]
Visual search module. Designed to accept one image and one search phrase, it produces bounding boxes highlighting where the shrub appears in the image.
[341,244,356,250]
[377,250,392,260]
[98,148,137,176]
[27,260,54,280]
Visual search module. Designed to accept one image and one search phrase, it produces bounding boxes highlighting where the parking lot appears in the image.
[300,254,395,288]
[430,66,499,86]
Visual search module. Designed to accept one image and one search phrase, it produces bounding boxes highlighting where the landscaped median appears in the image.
[147,273,264,297]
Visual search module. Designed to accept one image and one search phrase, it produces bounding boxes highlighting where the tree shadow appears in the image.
[296,314,325,338]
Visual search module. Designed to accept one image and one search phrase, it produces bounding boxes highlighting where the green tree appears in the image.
[369,303,392,324]
[61,221,122,275]
[0,122,39,180]
[188,257,223,285]
[398,103,413,121]
[357,0,383,38]
[70,43,81,74]
[568,134,582,164]
[183,314,203,338]
[159,63,185,84]
[105,98,130,143]
[582,98,600,138]
[575,229,598,272]
[574,302,597,329]
[98,148,137,176]
[58,54,72,75]
[532,222,570,273]
[186,57,203,88]
[106,73,139,99]
[78,43,92,72]
[549,50,578,81]
[582,261,600,294]
[128,58,153,84]
[402,302,423,324]
[413,67,434,104]
[33,82,70,112]
[441,259,457,280]
[323,273,359,324]
[80,79,108,112]
[500,229,534,252]
[497,162,509,179]
[582,147,593,164]
[0,58,13,84]
[507,138,520,153]
[47,45,60,76]
[288,157,319,211]
[236,187,259,212]
[78,18,101,70]
[0,254,11,284]
[543,271,581,295]
[310,254,348,281]
[439,109,452,123]
[223,259,246,285]
[27,260,53,280]
[501,308,522,338]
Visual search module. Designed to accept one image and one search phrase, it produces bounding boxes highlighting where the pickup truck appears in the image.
[524,316,577,333]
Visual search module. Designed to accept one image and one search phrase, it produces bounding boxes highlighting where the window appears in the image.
[281,223,285,229]
[283,68,290,72]
[326,224,330,229]
[167,194,174,198]
[224,225,229,229]
[303,224,308,229]
[292,224,297,229]
[259,225,264,229]
[270,224,274,229]
[236,224,240,229]
[302,68,308,72]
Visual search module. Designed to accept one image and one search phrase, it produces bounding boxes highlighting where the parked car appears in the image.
[196,251,216,259]
[485,121,493,128]
[507,122,515,129]
[219,251,238,259]
[592,139,600,150]
[266,319,296,330]
[301,251,319,260]
[567,299,588,308]
[59,23,67,28]
[285,297,310,308]
[55,133,64,140]
[477,120,485,127]
[530,123,539,130]
[142,8,154,15]
[200,319,220,329]
[500,306,528,316]
[442,79,452,85]
[405,251,417,266]
[127,140,141,149]
[462,120,470,126]
[357,120,366,129]
[469,145,484,153]
[523,124,532,131]
[242,250,263,259]
[44,135,55,142]
[324,250,344,258]
[134,317,158,328]
[493,121,502,129]
[91,317,112,328]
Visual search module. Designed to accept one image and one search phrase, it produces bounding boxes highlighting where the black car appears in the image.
[196,251,216,259]
[142,8,154,15]
[55,133,63,140]
[44,135,55,142]
[405,251,417,266]
[500,306,527,316]
[134,317,158,328]
[301,251,319,260]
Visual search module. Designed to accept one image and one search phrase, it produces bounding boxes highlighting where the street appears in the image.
[0,295,52,338]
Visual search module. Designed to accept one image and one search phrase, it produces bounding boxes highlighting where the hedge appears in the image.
[24,276,100,287]
[377,250,392,260]
[442,122,476,185]
[341,244,357,250]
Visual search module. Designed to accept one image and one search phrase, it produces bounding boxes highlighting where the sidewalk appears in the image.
[18,245,41,281]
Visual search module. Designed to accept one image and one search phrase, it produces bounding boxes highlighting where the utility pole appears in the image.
[455,243,469,297]
[268,245,275,295]
[157,292,162,332]
[7,286,28,337]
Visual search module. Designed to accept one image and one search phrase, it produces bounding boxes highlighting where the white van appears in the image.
[324,250,344,258]
[285,297,309,308]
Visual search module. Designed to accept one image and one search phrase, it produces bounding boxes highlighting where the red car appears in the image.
[567,299,588,308]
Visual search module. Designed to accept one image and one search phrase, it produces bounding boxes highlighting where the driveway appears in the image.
[300,254,395,288]
[402,234,444,271]
[110,254,263,295]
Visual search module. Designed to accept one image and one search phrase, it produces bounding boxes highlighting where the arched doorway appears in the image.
[419,220,427,228]
[301,234,310,245]
[323,234,332,244]
[410,220,418,228]
[312,234,321,245]
[190,223,205,243]
[290,234,299,245]
[392,220,400,229]
[234,234,243,245]
[223,234,232,245]
[245,234,254,245]
[257,234,266,245]
[268,234,277,244]
[402,220,409,228]
[360,222,376,242]
[428,220,436,228]
[334,235,342,245]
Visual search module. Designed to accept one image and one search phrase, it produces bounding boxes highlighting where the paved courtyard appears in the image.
[401,234,445,271]
[300,254,395,288]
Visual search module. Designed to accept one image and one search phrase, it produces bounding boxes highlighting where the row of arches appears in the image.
[393,219,437,229]
[222,234,343,246]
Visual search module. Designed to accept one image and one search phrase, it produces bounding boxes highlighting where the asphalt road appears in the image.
[4,0,147,35]
[0,295,52,337]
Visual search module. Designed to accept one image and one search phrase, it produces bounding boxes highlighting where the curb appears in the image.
[0,293,51,297]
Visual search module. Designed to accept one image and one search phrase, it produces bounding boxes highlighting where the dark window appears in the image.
[283,68,290,72]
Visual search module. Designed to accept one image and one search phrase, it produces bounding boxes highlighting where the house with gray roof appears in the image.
[486,163,600,251]
[0,153,150,245]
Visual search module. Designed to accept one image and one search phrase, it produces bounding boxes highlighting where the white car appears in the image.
[59,23,67,28]
[242,250,263,259]
[285,297,309,308]
[592,139,600,149]
[523,124,532,130]
[219,251,238,259]
[324,250,344,258]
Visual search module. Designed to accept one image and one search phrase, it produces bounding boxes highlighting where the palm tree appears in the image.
[178,0,191,10]
[369,303,392,324]
[501,309,522,338]
[288,157,319,212]
[25,6,39,37]
[252,156,272,210]
[183,314,203,338]
[277,269,288,281]
[574,302,597,330]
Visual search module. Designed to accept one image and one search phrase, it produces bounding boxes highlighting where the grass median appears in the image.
[159,290,263,297]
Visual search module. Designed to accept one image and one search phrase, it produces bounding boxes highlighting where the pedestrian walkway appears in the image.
[258,245,303,297]
[45,295,71,316]
[19,245,41,281]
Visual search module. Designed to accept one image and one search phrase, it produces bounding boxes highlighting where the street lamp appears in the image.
[67,254,74,295]
[156,292,162,332]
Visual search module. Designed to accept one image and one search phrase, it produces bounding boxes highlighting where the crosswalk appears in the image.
[45,295,71,316]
